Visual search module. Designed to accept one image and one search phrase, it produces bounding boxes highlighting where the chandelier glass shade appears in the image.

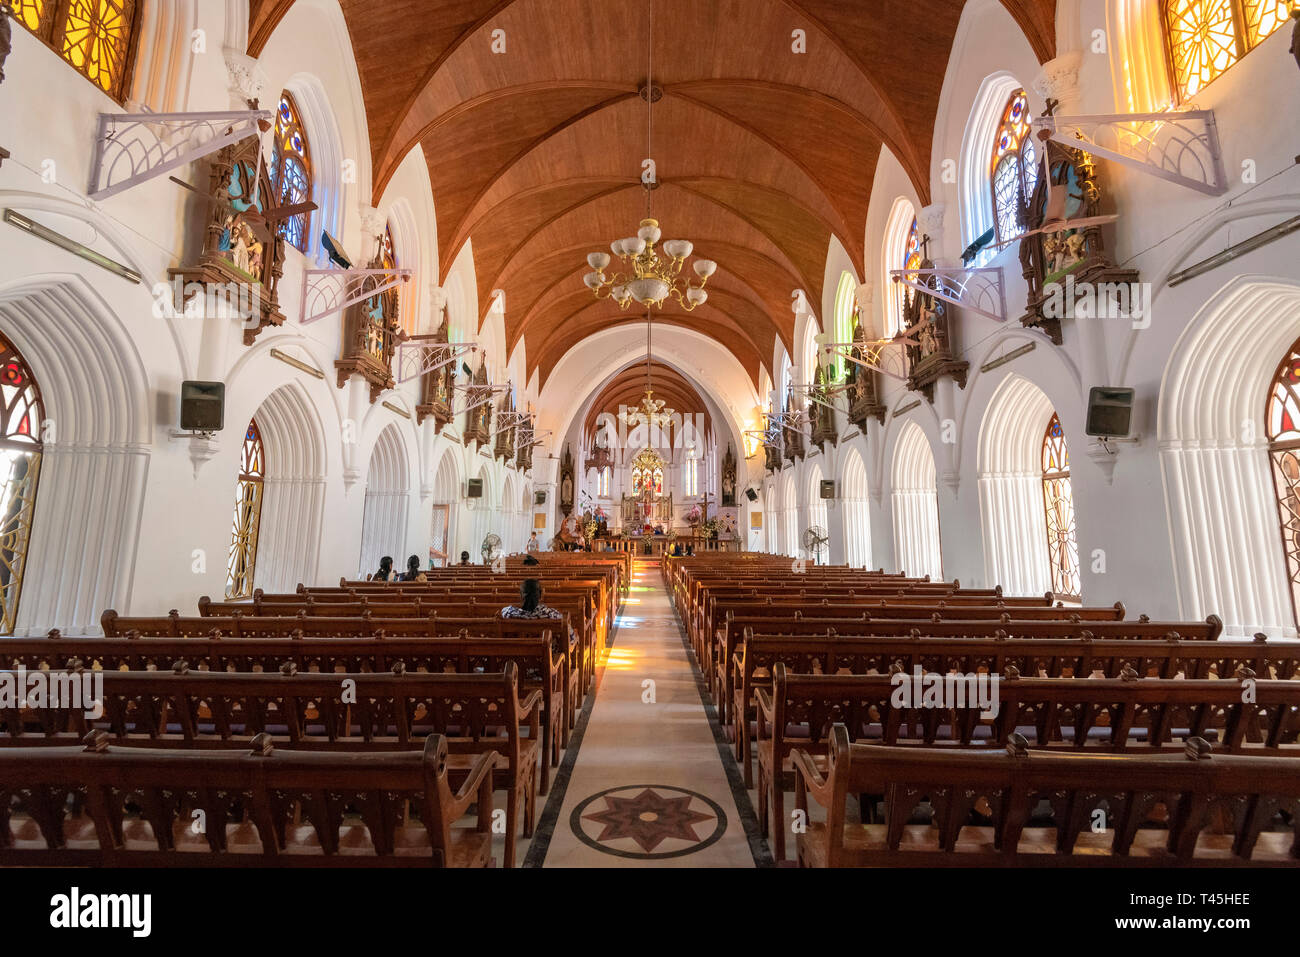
[583,218,716,311]
[620,384,676,428]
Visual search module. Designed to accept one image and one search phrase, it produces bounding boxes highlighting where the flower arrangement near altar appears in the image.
[701,517,721,537]
[583,519,598,541]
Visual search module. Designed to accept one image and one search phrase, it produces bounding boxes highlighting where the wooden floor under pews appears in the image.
[0,550,1297,868]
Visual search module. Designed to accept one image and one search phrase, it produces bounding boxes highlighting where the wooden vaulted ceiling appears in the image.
[248,0,1056,387]
[583,361,712,445]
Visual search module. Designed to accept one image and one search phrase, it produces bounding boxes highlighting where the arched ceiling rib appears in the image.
[247,0,1056,375]
[583,361,712,446]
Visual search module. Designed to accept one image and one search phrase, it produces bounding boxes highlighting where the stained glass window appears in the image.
[631,448,665,499]
[0,335,44,635]
[990,89,1038,247]
[832,272,857,381]
[904,217,922,273]
[1162,1,1291,100]
[1267,336,1300,628]
[226,419,266,600]
[269,92,312,253]
[1041,413,1080,600]
[14,1,139,101]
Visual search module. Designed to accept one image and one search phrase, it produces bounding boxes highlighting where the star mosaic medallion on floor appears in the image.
[570,785,727,860]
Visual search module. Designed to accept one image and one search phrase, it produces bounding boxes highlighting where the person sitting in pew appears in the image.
[523,554,540,566]
[501,579,561,620]
[399,555,427,582]
[371,556,395,582]
[458,551,472,566]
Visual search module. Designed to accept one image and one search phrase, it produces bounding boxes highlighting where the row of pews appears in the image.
[664,554,1300,867]
[0,553,630,867]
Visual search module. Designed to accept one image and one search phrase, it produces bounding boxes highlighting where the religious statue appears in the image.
[416,311,455,432]
[1292,9,1300,74]
[559,445,575,517]
[0,3,13,86]
[901,238,968,403]
[169,135,286,345]
[335,237,399,402]
[721,443,737,507]
[846,310,885,430]
[1017,105,1138,343]
[809,363,836,452]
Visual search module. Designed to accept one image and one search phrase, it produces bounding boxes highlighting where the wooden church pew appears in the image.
[0,665,541,867]
[0,733,498,867]
[792,725,1300,867]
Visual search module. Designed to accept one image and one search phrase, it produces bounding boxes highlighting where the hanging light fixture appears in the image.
[621,315,676,428]
[582,0,716,311]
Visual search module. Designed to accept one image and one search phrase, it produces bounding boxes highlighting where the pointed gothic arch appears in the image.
[891,420,942,581]
[1160,277,1300,637]
[840,445,873,570]
[977,374,1057,596]
[357,423,410,578]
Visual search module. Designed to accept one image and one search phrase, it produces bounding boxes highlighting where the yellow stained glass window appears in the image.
[11,0,138,101]
[1267,336,1300,629]
[1162,0,1292,100]
[1243,0,1292,44]
[14,1,53,33]
[0,334,44,635]
[225,418,266,600]
[1041,413,1080,600]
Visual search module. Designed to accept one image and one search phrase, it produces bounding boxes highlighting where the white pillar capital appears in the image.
[223,49,267,110]
[358,204,386,241]
[1033,50,1085,114]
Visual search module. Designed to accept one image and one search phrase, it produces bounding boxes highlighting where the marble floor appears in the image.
[519,558,766,867]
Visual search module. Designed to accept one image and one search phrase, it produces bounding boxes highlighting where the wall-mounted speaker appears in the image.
[534,490,547,506]
[1085,387,1136,438]
[466,478,484,499]
[744,487,758,502]
[180,381,225,432]
[820,480,836,499]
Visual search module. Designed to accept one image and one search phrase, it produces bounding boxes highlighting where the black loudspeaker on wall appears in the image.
[534,490,547,506]
[820,480,836,499]
[466,478,484,499]
[180,381,225,432]
[744,487,758,502]
[1085,387,1136,438]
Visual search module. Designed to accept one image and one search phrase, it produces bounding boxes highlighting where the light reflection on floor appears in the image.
[600,647,640,671]
[614,616,641,628]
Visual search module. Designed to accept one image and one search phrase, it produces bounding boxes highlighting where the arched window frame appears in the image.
[990,89,1038,249]
[1266,335,1300,628]
[269,90,313,254]
[832,272,857,382]
[881,197,919,339]
[13,0,141,102]
[0,334,45,634]
[1041,413,1080,600]
[226,418,267,599]
[1160,0,1293,101]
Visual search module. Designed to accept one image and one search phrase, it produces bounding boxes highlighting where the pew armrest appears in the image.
[518,689,544,722]
[755,688,773,740]
[451,749,499,821]
[791,747,832,807]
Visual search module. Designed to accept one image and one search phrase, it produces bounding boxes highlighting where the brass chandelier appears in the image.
[581,0,717,312]
[584,220,715,311]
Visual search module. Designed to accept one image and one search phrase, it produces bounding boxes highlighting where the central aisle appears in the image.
[533,559,761,867]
